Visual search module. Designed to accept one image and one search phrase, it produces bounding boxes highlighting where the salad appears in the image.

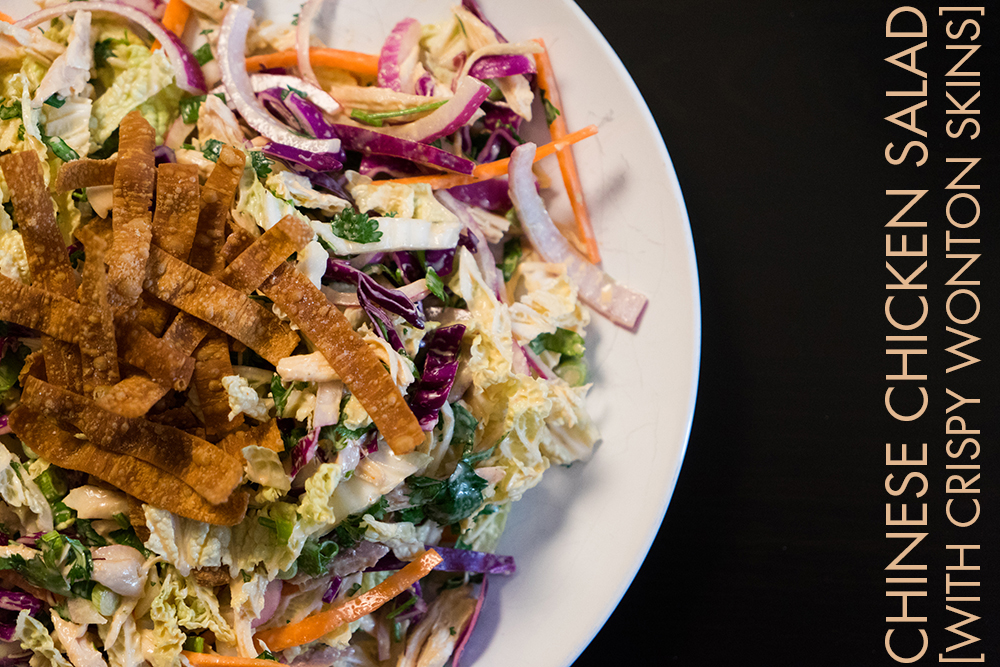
[0,1,647,667]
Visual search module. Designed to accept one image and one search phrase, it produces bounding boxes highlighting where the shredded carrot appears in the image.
[254,549,443,652]
[0,12,13,23]
[181,653,289,667]
[245,48,379,77]
[152,0,190,51]
[384,124,599,190]
[533,39,601,263]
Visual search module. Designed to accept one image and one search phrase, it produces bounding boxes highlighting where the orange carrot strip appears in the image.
[384,124,599,190]
[181,653,289,667]
[152,0,190,50]
[245,48,379,77]
[254,549,443,652]
[0,12,13,23]
[533,39,601,263]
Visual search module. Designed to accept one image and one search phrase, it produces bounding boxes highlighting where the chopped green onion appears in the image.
[91,584,119,616]
[385,595,417,620]
[183,636,205,653]
[193,43,214,66]
[350,100,447,128]
[51,501,75,530]
[179,96,204,124]
[256,651,278,662]
[34,468,66,502]
[484,79,504,102]
[43,94,65,109]
[0,100,21,121]
[554,357,588,387]
[45,136,79,162]
[257,516,294,544]
[499,238,523,282]
[391,620,404,642]
[202,139,224,162]
[251,151,273,180]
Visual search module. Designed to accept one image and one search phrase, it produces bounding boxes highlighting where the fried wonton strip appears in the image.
[132,292,176,337]
[76,231,119,395]
[54,158,117,192]
[93,375,169,418]
[217,418,283,460]
[261,264,424,454]
[9,407,249,526]
[161,215,314,356]
[147,406,201,431]
[144,246,299,364]
[188,145,245,275]
[0,274,86,343]
[150,163,201,263]
[193,332,243,441]
[21,376,243,504]
[0,151,83,392]
[116,323,194,391]
[108,110,156,312]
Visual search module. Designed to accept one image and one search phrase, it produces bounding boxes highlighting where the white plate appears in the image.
[3,1,701,665]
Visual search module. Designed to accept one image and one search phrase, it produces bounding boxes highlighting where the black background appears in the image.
[570,1,998,665]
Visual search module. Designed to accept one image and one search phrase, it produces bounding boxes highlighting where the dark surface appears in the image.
[570,1,997,665]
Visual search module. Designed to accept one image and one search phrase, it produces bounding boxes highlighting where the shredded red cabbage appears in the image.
[0,590,43,616]
[452,576,489,667]
[290,428,320,478]
[152,145,175,165]
[359,155,421,179]
[263,143,343,172]
[468,54,536,80]
[368,546,515,575]
[322,576,343,604]
[325,261,423,328]
[408,324,465,429]
[332,125,476,175]
[445,179,512,212]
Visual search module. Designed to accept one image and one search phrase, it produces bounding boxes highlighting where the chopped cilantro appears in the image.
[295,538,339,576]
[330,209,382,244]
[291,12,299,26]
[334,498,389,548]
[403,445,494,525]
[94,38,123,69]
[270,375,291,415]
[541,90,562,125]
[251,151,273,180]
[499,238,522,282]
[424,266,446,301]
[199,28,214,36]
[74,519,108,548]
[193,43,214,66]
[202,138,224,162]
[450,403,478,455]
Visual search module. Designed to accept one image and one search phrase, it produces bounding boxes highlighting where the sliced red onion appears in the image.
[445,178,512,212]
[378,18,422,93]
[284,93,339,140]
[333,124,475,174]
[252,578,283,628]
[15,1,206,94]
[263,142,343,172]
[257,88,302,130]
[290,428,320,478]
[521,344,556,380]
[511,340,529,375]
[249,75,341,115]
[380,77,489,144]
[296,0,326,87]
[218,6,341,155]
[436,191,505,302]
[408,324,465,430]
[508,144,648,330]
[452,577,488,667]
[468,54,536,80]
[398,279,430,302]
[0,652,32,666]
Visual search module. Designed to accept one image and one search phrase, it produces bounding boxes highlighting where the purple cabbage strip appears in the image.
[301,171,354,203]
[0,590,42,616]
[290,428,320,478]
[414,71,436,96]
[482,102,523,133]
[468,54,536,80]
[369,546,515,575]
[322,576,343,604]
[452,576,488,667]
[408,325,466,430]
[332,124,476,175]
[392,252,423,284]
[0,625,16,642]
[424,248,455,278]
[257,88,302,130]
[152,145,175,165]
[445,178,512,212]
[459,229,479,253]
[358,288,406,352]
[359,155,421,179]
[475,126,522,164]
[15,533,41,547]
[263,142,343,172]
[326,261,423,327]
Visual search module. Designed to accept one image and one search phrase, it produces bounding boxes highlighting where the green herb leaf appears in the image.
[295,538,339,577]
[251,151,273,180]
[403,446,493,526]
[318,421,375,450]
[193,43,214,66]
[94,38,123,70]
[46,136,80,162]
[424,266,446,301]
[271,375,290,415]
[88,128,119,160]
[334,498,389,549]
[529,328,585,359]
[499,238,522,282]
[450,403,477,455]
[75,519,108,548]
[43,94,65,109]
[202,138,224,162]
[69,244,85,269]
[330,209,382,244]
[179,96,204,124]
[0,343,29,393]
[541,90,561,126]
[0,531,94,597]
[256,651,278,662]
